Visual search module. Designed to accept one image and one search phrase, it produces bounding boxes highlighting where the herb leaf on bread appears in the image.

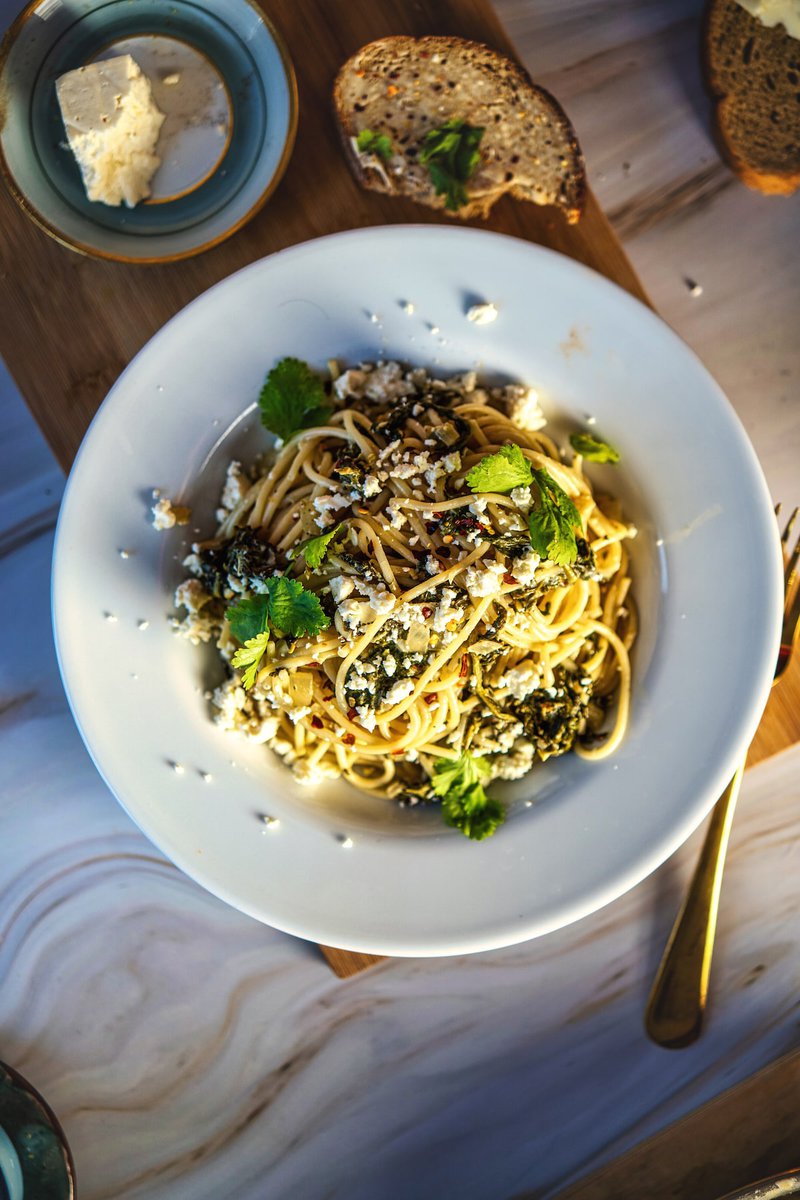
[419,119,484,211]
[355,128,393,162]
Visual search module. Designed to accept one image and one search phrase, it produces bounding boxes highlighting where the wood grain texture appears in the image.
[548,1048,800,1200]
[319,946,387,978]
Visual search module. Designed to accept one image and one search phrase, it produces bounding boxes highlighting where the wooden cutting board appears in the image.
[1,0,797,978]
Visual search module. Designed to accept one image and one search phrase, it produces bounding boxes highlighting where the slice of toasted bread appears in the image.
[704,0,800,195]
[333,36,585,223]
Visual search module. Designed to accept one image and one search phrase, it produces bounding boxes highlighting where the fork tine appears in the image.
[785,514,800,595]
[780,505,798,548]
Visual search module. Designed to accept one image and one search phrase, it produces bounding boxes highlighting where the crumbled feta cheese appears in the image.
[383,653,397,677]
[216,460,250,521]
[498,660,541,700]
[425,554,441,576]
[334,367,367,400]
[506,385,546,432]
[292,759,338,786]
[464,559,506,598]
[330,575,355,603]
[432,587,461,632]
[363,361,415,402]
[510,548,540,585]
[510,485,532,511]
[313,491,351,528]
[386,500,407,531]
[337,598,375,630]
[151,496,179,530]
[182,551,202,575]
[466,301,499,325]
[174,579,210,614]
[356,705,378,732]
[382,677,415,708]
[491,739,536,780]
[360,579,396,616]
[363,474,381,498]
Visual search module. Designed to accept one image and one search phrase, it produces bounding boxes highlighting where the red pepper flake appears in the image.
[422,606,433,618]
[347,707,358,720]
[322,692,334,701]
[392,749,404,756]
[343,733,356,745]
[460,654,469,678]
[423,693,437,704]
[433,511,443,518]
[311,715,324,729]
[503,573,517,585]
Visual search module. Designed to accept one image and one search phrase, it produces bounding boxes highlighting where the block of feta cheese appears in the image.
[55,55,165,207]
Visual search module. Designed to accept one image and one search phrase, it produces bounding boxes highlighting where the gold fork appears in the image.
[645,506,800,1049]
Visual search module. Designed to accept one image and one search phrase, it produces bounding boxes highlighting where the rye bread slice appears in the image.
[704,0,800,195]
[333,35,585,222]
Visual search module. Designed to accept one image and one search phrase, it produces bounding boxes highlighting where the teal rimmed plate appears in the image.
[0,1062,75,1200]
[0,0,297,262]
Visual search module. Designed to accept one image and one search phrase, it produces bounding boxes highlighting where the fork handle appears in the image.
[644,759,745,1048]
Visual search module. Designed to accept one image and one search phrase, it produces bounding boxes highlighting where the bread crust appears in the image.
[333,35,586,223]
[703,0,800,196]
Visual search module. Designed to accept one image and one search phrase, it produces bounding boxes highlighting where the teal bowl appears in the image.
[0,0,297,261]
[0,1062,75,1200]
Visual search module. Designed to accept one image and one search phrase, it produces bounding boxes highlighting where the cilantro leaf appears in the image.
[431,753,504,841]
[356,128,393,162]
[258,358,332,443]
[528,467,583,565]
[265,575,329,638]
[231,633,270,690]
[466,443,533,494]
[419,119,484,211]
[570,432,620,464]
[226,578,329,688]
[226,594,269,644]
[289,522,345,570]
[442,785,506,841]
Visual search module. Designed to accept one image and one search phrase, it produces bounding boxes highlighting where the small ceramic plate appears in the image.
[0,0,297,262]
[0,1062,75,1200]
[52,226,782,957]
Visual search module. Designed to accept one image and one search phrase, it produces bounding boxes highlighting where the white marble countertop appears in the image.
[1,1,799,1197]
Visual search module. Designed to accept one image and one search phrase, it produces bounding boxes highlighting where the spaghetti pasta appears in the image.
[172,360,637,835]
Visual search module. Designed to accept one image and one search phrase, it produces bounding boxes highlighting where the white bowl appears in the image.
[52,226,782,956]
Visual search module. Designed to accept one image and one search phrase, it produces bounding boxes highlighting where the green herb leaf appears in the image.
[258,357,332,443]
[570,431,620,464]
[419,119,484,211]
[265,575,330,638]
[231,633,271,690]
[226,594,269,644]
[226,579,329,689]
[431,753,504,841]
[356,128,393,162]
[466,443,533,494]
[289,522,345,570]
[528,467,583,566]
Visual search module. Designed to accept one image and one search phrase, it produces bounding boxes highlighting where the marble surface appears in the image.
[1,1,799,1197]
